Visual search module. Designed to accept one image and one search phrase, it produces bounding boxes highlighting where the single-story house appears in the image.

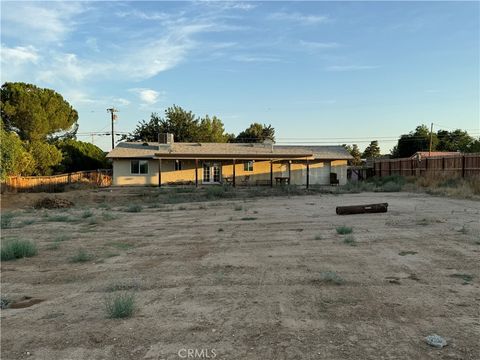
[106,134,352,187]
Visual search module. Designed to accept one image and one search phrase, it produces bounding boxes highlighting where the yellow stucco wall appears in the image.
[112,159,159,186]
[112,158,348,186]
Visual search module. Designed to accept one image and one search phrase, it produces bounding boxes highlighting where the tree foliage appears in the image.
[54,139,108,173]
[362,140,381,159]
[391,125,438,158]
[0,124,34,180]
[342,144,362,165]
[25,141,63,176]
[122,105,232,143]
[234,123,275,143]
[1,82,78,141]
[436,129,474,153]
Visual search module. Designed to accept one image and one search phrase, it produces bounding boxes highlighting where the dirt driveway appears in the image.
[1,191,479,359]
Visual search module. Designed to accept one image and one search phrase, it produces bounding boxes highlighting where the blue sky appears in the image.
[1,1,479,152]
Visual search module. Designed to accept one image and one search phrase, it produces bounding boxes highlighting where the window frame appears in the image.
[244,160,254,172]
[130,160,149,175]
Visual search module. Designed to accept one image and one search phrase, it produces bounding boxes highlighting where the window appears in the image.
[175,160,182,171]
[131,160,149,174]
[244,160,254,172]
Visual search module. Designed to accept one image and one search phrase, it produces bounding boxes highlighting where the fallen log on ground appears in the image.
[336,203,388,215]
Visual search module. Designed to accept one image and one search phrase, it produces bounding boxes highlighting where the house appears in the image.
[410,151,460,160]
[106,134,352,187]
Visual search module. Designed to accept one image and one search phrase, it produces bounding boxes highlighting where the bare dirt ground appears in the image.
[1,189,479,360]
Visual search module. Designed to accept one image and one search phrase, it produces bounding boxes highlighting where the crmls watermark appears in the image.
[177,348,217,358]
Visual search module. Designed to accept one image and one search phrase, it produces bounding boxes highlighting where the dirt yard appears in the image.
[1,189,479,360]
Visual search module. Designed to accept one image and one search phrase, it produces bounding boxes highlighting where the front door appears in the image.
[203,162,221,184]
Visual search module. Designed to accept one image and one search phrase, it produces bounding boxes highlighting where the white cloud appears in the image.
[116,9,174,21]
[129,88,164,105]
[269,12,331,25]
[1,45,39,64]
[1,2,87,43]
[325,65,378,72]
[233,55,281,63]
[113,98,131,106]
[300,40,341,50]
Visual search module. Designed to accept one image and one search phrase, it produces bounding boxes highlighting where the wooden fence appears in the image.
[373,154,480,179]
[2,169,112,193]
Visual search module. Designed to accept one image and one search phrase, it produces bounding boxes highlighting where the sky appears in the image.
[1,0,479,152]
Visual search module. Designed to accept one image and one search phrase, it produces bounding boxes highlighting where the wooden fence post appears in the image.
[462,155,466,178]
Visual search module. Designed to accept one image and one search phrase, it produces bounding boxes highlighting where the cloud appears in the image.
[113,98,131,106]
[269,12,331,25]
[325,65,378,72]
[300,40,341,50]
[232,55,282,63]
[1,2,87,43]
[115,9,174,21]
[1,45,39,64]
[129,88,164,105]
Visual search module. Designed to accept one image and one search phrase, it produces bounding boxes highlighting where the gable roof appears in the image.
[107,142,352,160]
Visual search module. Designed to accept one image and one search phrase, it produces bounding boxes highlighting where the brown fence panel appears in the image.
[2,170,112,193]
[373,154,480,179]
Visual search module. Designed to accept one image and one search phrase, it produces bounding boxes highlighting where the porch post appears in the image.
[195,159,198,187]
[232,159,236,187]
[306,159,310,189]
[288,161,291,184]
[270,160,273,187]
[158,159,162,187]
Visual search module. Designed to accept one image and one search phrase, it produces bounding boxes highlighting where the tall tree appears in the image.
[235,123,275,143]
[0,122,34,180]
[24,141,63,176]
[122,106,232,143]
[342,144,362,165]
[436,129,473,153]
[1,82,78,141]
[54,139,108,173]
[392,125,438,158]
[362,140,381,158]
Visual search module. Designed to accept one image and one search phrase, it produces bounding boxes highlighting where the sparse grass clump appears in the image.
[21,219,35,226]
[218,228,224,232]
[336,226,353,235]
[104,281,140,292]
[69,249,93,263]
[458,225,468,234]
[1,239,38,261]
[81,209,94,218]
[47,215,72,222]
[102,212,118,221]
[234,205,243,211]
[104,292,135,318]
[1,212,15,229]
[241,217,257,221]
[399,251,417,256]
[125,204,142,213]
[0,296,11,309]
[107,241,134,250]
[314,234,322,240]
[343,235,356,246]
[450,273,473,284]
[319,271,345,285]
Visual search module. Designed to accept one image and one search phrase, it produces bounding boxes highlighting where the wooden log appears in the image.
[336,203,388,215]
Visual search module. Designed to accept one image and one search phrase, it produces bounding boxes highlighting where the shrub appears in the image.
[336,226,353,235]
[81,210,93,218]
[378,181,402,192]
[314,234,322,240]
[1,239,38,261]
[241,217,257,221]
[125,204,142,213]
[205,185,234,199]
[102,212,118,221]
[319,271,345,285]
[104,292,135,318]
[343,235,356,246]
[69,249,93,263]
[0,296,11,309]
[1,212,14,229]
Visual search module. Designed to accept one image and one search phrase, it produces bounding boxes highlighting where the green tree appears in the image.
[342,144,362,165]
[392,125,438,158]
[1,82,78,141]
[54,139,108,173]
[25,141,62,175]
[122,105,232,143]
[362,140,381,158]
[234,123,275,143]
[436,129,473,153]
[0,124,34,180]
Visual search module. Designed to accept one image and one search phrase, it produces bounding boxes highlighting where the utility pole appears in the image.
[429,122,433,156]
[107,108,118,149]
